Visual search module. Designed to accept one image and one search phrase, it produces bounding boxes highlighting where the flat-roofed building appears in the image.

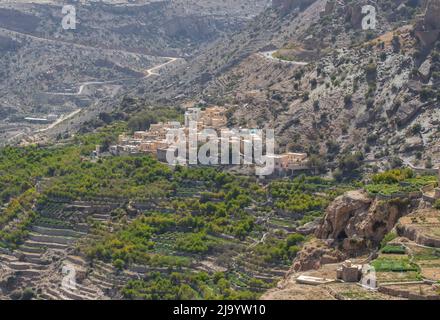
[139,141,159,154]
[285,152,308,163]
[201,106,227,128]
[134,131,149,140]
[336,260,362,283]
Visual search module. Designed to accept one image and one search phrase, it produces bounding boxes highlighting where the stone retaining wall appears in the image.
[32,226,83,238]
[28,234,75,245]
[396,224,440,248]
[379,285,440,300]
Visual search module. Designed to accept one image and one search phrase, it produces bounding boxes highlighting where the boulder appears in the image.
[418,58,432,82]
[395,99,424,127]
[297,218,322,235]
[400,135,424,152]
[316,190,413,254]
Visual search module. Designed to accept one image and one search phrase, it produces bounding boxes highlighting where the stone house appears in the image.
[336,260,362,283]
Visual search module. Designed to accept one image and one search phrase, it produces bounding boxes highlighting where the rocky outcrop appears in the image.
[315,190,372,241]
[291,239,346,272]
[290,190,420,272]
[423,0,440,31]
[316,190,413,255]
[345,2,365,29]
[400,135,424,153]
[415,0,440,47]
[297,218,323,235]
[272,0,317,14]
[395,99,425,127]
[418,58,432,82]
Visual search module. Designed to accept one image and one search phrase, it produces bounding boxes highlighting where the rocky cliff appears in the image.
[415,0,440,46]
[272,0,317,14]
[315,190,415,255]
[289,190,420,272]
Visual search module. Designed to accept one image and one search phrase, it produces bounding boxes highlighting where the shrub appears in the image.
[392,35,401,52]
[344,94,352,106]
[303,92,310,101]
[113,259,125,271]
[21,288,35,300]
[372,168,414,184]
[411,123,422,135]
[425,157,433,169]
[434,200,440,210]
[390,157,403,169]
[365,62,377,83]
[420,88,434,102]
[338,151,364,175]
[380,232,397,248]
[313,100,320,111]
[381,245,406,254]
[286,233,305,247]
[366,98,375,109]
[9,290,22,300]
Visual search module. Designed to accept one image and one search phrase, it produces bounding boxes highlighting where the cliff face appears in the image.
[415,0,440,46]
[289,190,418,272]
[272,0,317,14]
[424,0,440,30]
[315,190,414,255]
[315,190,372,241]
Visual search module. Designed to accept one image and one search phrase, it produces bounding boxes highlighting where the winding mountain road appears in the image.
[259,50,309,66]
[0,26,182,96]
[0,27,183,136]
[35,109,82,133]
[35,56,181,134]
[45,56,180,96]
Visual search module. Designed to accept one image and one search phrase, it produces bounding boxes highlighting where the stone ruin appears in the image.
[336,260,363,283]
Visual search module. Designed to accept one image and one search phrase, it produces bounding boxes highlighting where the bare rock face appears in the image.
[400,135,424,153]
[418,58,432,82]
[424,0,440,31]
[395,99,424,127]
[315,190,412,254]
[291,239,346,272]
[315,190,372,241]
[297,217,323,235]
[345,2,365,29]
[415,0,440,46]
[272,0,317,14]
